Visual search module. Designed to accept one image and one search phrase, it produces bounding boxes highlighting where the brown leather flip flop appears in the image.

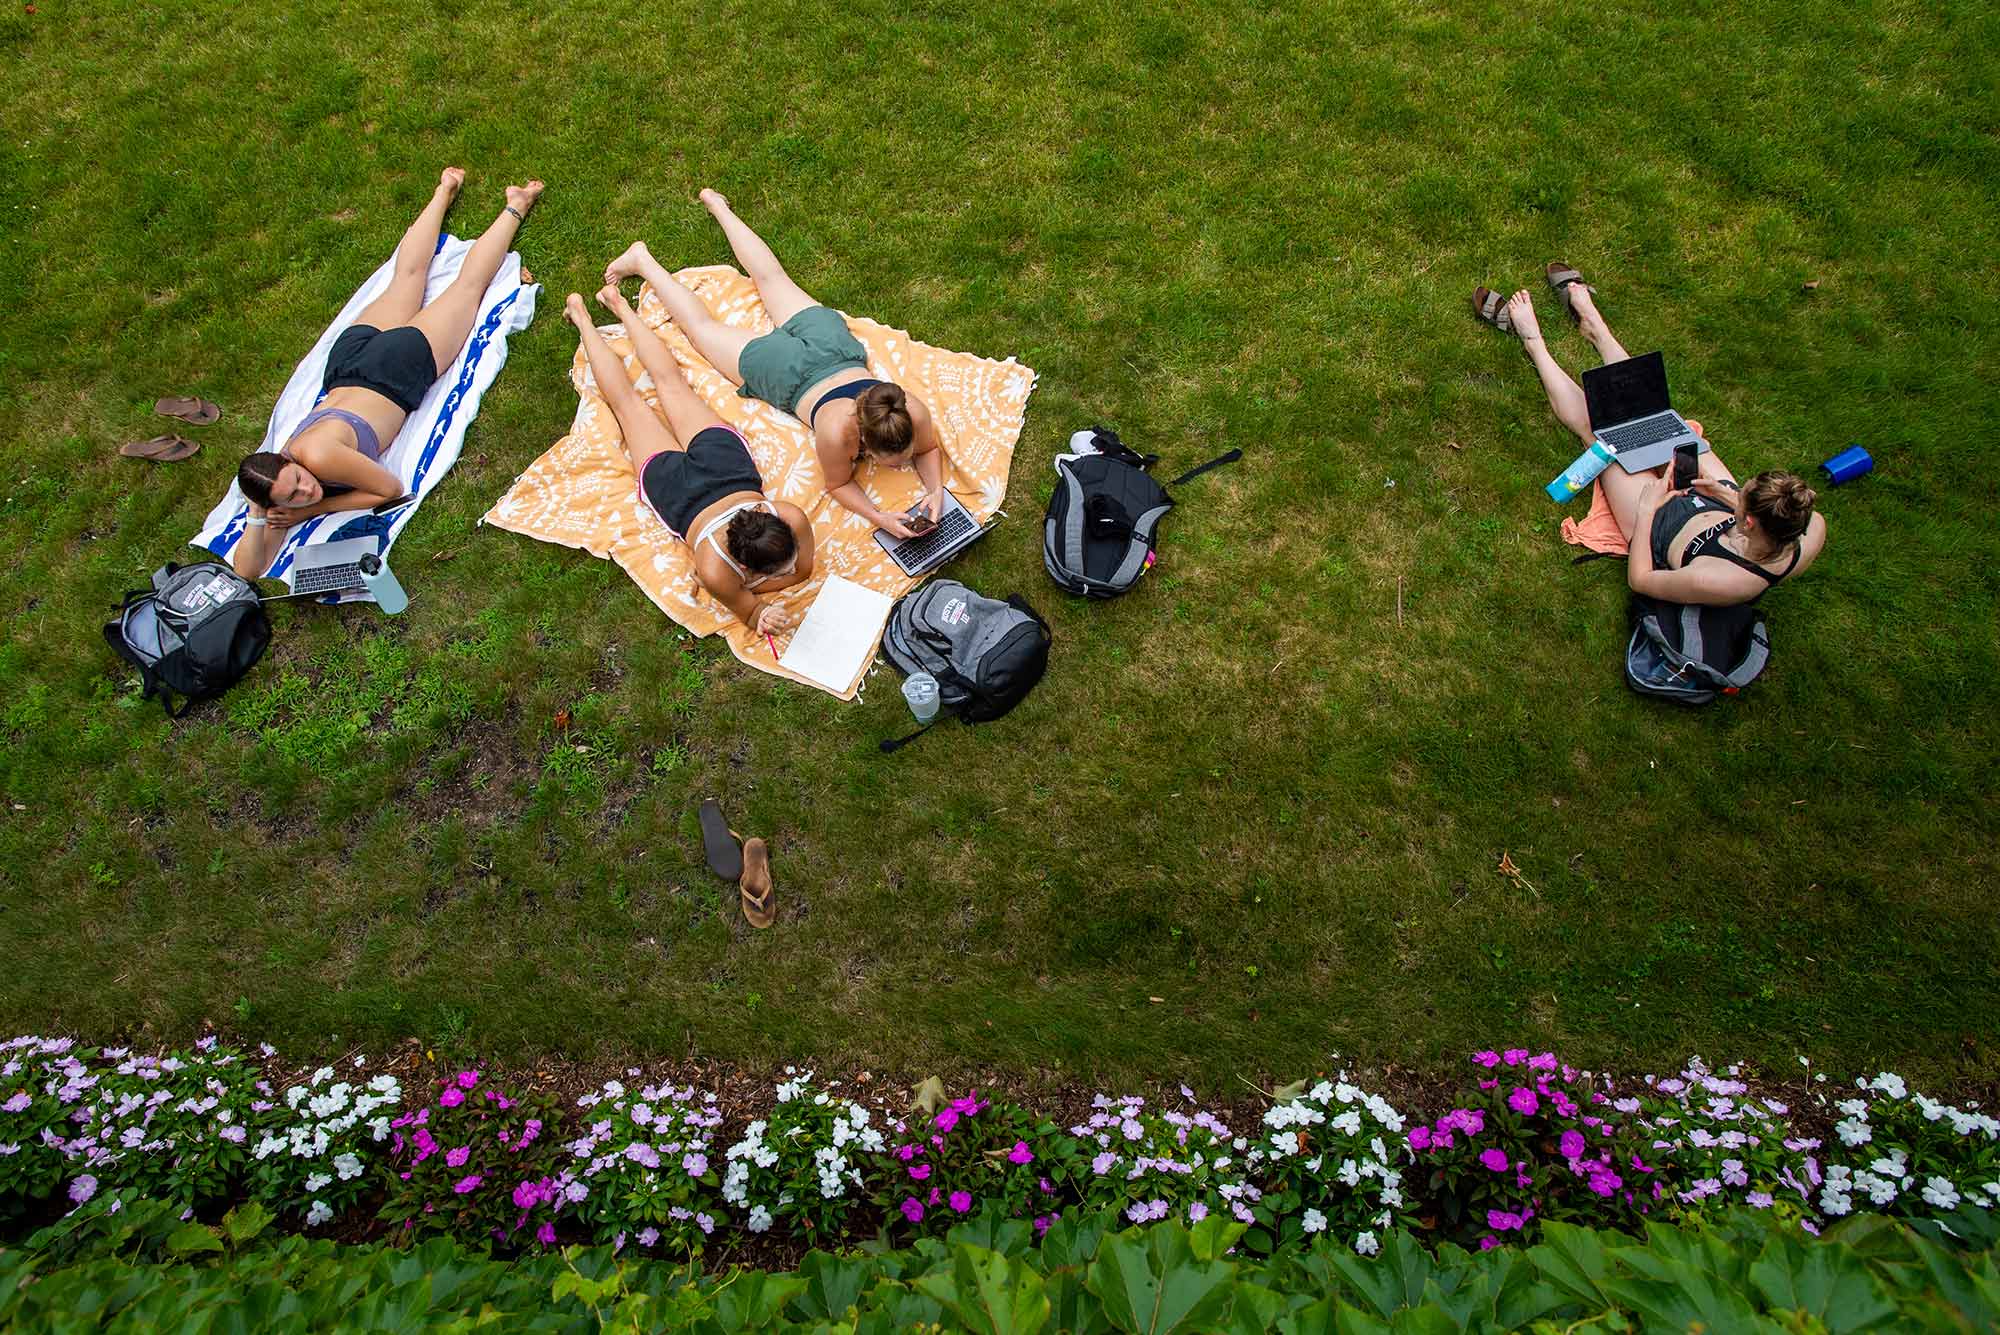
[154,396,222,425]
[736,834,776,929]
[120,434,200,462]
[1544,263,1595,323]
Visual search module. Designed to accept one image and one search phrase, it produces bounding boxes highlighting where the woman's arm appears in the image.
[817,433,916,537]
[697,552,796,636]
[294,438,405,508]
[229,508,279,578]
[909,399,946,521]
[1627,480,1760,606]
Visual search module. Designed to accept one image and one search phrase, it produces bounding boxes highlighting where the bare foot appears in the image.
[438,167,466,199]
[519,266,535,285]
[594,283,631,315]
[698,188,730,216]
[1505,290,1545,344]
[603,241,654,285]
[504,180,545,219]
[1566,282,1604,328]
[563,292,591,330]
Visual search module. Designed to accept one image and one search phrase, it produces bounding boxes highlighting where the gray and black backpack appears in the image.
[104,561,271,716]
[880,579,1050,751]
[1043,426,1241,599]
[1625,594,1770,705]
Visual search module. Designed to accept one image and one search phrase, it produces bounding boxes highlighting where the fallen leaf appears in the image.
[1148,996,1164,1004]
[1802,279,1820,291]
[1498,851,1520,878]
[911,1076,945,1113]
[1271,1077,1309,1102]
[553,709,572,730]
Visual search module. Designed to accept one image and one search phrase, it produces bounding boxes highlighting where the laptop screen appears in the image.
[1582,351,1671,431]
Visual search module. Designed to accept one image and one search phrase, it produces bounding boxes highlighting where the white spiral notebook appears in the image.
[778,575,894,693]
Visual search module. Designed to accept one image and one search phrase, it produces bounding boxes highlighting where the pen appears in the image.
[765,632,779,658]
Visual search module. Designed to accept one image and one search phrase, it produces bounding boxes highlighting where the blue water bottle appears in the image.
[1547,440,1617,503]
[358,553,409,615]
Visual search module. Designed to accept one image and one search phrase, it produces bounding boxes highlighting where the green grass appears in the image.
[1,0,1996,1089]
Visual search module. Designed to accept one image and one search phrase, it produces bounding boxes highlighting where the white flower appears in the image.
[747,1204,772,1233]
[1869,1073,1908,1100]
[333,1153,362,1181]
[305,1172,332,1193]
[1922,1177,1962,1211]
[1819,1188,1852,1217]
[1835,1118,1872,1148]
[1836,1099,1868,1118]
[1301,1208,1327,1234]
[368,1117,391,1141]
[1354,1230,1380,1256]
[310,1067,334,1088]
[305,1200,332,1227]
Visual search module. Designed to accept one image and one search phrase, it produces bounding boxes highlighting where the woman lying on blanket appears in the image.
[1475,269,1827,606]
[229,168,544,579]
[566,288,815,637]
[602,190,947,539]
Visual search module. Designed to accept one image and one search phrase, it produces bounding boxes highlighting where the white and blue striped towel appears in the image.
[191,234,538,600]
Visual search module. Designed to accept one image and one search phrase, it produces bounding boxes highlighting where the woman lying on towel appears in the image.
[566,289,814,637]
[602,190,947,539]
[1477,274,1827,606]
[229,168,544,579]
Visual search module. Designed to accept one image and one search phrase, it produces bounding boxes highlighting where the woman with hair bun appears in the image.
[1475,270,1828,605]
[603,190,947,538]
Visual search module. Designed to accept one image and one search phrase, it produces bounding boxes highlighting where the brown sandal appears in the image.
[1544,263,1595,323]
[120,434,200,462]
[736,833,776,929]
[1471,286,1515,334]
[153,396,221,426]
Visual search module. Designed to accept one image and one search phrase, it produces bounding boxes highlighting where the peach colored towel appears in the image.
[484,267,1037,700]
[1559,418,1709,558]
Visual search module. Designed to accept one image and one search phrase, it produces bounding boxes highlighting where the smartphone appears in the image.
[903,509,937,535]
[1671,441,1699,491]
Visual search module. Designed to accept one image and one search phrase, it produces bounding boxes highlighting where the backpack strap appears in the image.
[1169,449,1242,487]
[879,723,935,754]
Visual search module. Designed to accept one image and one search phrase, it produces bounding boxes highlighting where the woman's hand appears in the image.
[1634,476,1676,515]
[1689,476,1734,503]
[754,602,795,637]
[925,490,945,522]
[875,511,918,540]
[264,506,299,532]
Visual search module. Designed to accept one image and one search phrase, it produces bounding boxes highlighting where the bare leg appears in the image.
[407,180,544,372]
[563,293,677,476]
[603,241,753,383]
[1505,291,1592,441]
[695,188,817,324]
[593,285,727,447]
[354,167,463,329]
[1567,286,1631,365]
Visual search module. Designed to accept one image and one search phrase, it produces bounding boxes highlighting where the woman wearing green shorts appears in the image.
[603,190,947,539]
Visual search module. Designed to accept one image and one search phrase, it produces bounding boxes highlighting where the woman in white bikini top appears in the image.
[693,500,800,591]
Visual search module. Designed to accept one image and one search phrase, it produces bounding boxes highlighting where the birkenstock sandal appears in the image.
[120,434,200,462]
[1544,263,1595,323]
[1471,286,1514,333]
[153,396,221,425]
[698,798,743,880]
[737,835,776,929]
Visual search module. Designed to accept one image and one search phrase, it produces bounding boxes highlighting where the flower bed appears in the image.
[3,1034,1996,1260]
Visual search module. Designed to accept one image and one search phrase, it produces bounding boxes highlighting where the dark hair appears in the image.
[725,509,797,574]
[1744,470,1816,547]
[855,382,914,458]
[237,453,286,507]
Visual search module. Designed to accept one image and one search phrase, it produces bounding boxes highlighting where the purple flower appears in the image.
[1472,1051,1501,1068]
[901,1197,924,1223]
[895,1144,919,1161]
[1480,1149,1510,1172]
[446,1146,470,1168]
[439,1089,464,1109]
[1487,1209,1523,1231]
[1559,1131,1587,1160]
[949,1191,972,1213]
[536,1222,556,1245]
[1529,1053,1558,1071]
[453,1174,483,1194]
[68,1174,97,1204]
[1033,1215,1051,1235]
[682,1151,708,1177]
[1,1092,28,1113]
[909,1162,932,1181]
[935,1109,960,1134]
[1479,1235,1501,1251]
[1407,1126,1433,1150]
[1507,1088,1539,1116]
[456,1071,479,1089]
[1502,1049,1529,1066]
[1007,1141,1034,1165]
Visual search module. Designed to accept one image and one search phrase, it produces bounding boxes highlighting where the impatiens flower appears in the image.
[1407,1126,1433,1150]
[439,1089,464,1109]
[934,1109,960,1134]
[446,1146,470,1168]
[457,1071,479,1089]
[1187,1202,1208,1223]
[637,1227,660,1248]
[1355,1231,1380,1255]
[453,1175,483,1194]
[1007,1140,1034,1165]
[536,1222,556,1245]
[1480,1149,1510,1172]
[1487,1209,1523,1231]
[1472,1051,1501,1068]
[68,1175,97,1205]
[949,1191,972,1213]
[1301,1207,1327,1234]
[1922,1177,1962,1210]
[1507,1088,1539,1116]
[909,1162,932,1180]
[1,1092,28,1113]
[305,1200,332,1227]
[1559,1131,1586,1160]
[901,1197,924,1223]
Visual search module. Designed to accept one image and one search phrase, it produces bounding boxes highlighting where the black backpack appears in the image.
[879,579,1050,751]
[1043,426,1241,598]
[1625,594,1770,705]
[104,561,271,716]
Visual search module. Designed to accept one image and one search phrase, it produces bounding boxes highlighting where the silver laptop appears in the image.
[873,490,988,576]
[288,537,379,596]
[1582,351,1707,473]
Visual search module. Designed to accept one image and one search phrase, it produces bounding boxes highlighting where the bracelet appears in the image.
[505,205,525,222]
[244,515,267,529]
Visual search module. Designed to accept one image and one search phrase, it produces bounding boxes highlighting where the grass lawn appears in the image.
[1,0,1995,1091]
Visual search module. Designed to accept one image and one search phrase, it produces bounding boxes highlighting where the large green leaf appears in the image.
[947,1212,1035,1259]
[1046,1266,1113,1335]
[1224,1280,1290,1334]
[1910,1232,2000,1330]
[1188,1216,1249,1264]
[165,1223,224,1257]
[1318,1230,1434,1319]
[914,1243,1051,1335]
[1527,1222,1613,1308]
[791,1251,874,1321]
[1085,1224,1236,1334]
[1600,1256,1775,1335]
[704,1269,807,1334]
[1748,1232,1897,1332]
[220,1202,272,1249]
[1043,1212,1111,1270]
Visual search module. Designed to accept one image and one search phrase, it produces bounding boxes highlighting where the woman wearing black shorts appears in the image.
[565,287,815,636]
[230,168,544,578]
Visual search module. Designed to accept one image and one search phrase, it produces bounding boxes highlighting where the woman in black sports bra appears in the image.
[599,190,948,539]
[1628,466,1827,606]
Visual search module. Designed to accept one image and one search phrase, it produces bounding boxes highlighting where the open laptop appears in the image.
[1582,351,1707,473]
[288,537,380,597]
[873,489,989,577]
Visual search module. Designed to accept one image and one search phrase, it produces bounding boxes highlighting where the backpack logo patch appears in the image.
[940,597,971,627]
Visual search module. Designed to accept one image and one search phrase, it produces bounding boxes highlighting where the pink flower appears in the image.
[1480,1149,1509,1172]
[901,1198,924,1223]
[1529,1053,1558,1070]
[1507,1088,1539,1116]
[1479,1235,1501,1251]
[453,1175,483,1194]
[935,1109,960,1134]
[1502,1049,1529,1066]
[1407,1126,1433,1150]
[1007,1141,1034,1165]
[536,1222,555,1245]
[1559,1131,1586,1160]
[895,1144,919,1161]
[909,1162,932,1181]
[1487,1209,1523,1231]
[439,1089,464,1109]
[457,1071,479,1089]
[1472,1051,1501,1068]
[446,1146,470,1168]
[949,1191,972,1213]
[1033,1215,1051,1235]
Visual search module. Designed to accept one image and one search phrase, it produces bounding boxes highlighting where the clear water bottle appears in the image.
[1546,439,1617,503]
[901,671,940,724]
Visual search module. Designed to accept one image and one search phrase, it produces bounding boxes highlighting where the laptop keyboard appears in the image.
[1599,414,1684,450]
[892,508,977,572]
[292,562,366,596]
